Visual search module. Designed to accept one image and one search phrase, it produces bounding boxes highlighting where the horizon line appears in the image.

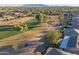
[0,4,79,7]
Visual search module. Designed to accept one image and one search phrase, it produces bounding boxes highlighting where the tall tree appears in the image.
[35,12,46,24]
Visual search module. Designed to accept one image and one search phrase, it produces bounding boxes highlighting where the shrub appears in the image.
[44,30,62,46]
[12,43,19,51]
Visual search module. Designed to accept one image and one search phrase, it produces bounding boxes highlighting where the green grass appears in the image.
[0,31,19,39]
[21,19,40,30]
[0,25,20,40]
[27,21,40,29]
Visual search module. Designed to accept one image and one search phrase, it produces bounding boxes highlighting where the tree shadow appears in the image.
[46,48,63,55]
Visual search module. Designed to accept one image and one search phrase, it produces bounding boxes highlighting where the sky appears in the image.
[0,0,79,6]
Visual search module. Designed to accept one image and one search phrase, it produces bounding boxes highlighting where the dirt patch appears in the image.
[0,17,34,25]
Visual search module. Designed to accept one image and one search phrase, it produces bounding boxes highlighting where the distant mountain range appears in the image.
[22,4,48,7]
[0,4,79,7]
[21,4,79,7]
